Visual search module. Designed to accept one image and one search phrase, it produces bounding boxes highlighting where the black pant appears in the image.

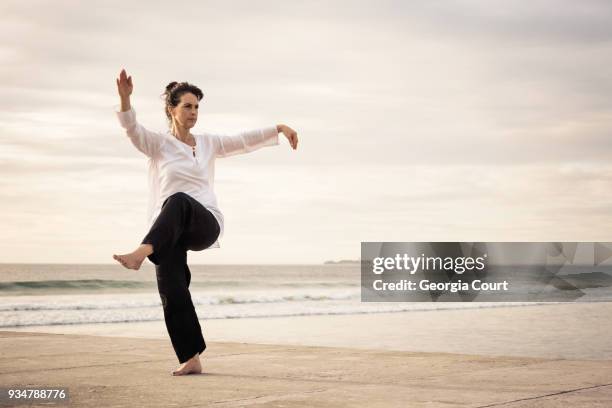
[141,192,220,363]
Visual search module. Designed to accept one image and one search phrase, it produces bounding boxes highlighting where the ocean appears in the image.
[1,263,607,329]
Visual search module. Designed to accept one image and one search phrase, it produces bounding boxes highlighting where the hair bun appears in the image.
[165,81,178,92]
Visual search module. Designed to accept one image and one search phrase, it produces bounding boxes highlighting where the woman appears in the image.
[112,68,298,376]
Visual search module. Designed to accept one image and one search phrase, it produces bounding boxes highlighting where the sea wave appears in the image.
[0,279,354,294]
[0,290,358,312]
[0,279,152,291]
[0,296,552,328]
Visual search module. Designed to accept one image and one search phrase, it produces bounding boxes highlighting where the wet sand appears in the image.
[8,302,612,360]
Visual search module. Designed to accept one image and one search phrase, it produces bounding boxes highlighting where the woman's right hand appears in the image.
[116,69,133,99]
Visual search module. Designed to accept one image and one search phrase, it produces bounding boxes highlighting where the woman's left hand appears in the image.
[277,124,298,150]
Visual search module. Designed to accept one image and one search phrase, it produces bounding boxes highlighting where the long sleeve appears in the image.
[213,126,279,158]
[116,107,165,158]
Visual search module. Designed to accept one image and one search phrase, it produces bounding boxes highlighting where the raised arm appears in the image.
[115,69,164,158]
[213,124,298,158]
[116,69,133,112]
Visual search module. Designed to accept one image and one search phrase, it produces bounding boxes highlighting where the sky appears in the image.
[1,0,612,264]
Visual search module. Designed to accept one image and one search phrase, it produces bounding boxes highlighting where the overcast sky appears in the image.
[1,0,612,264]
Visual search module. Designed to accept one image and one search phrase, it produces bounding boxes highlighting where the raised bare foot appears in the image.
[172,353,202,376]
[113,244,153,270]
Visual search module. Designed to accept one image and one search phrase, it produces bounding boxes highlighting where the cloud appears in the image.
[3,0,611,167]
[2,1,612,262]
[395,0,612,45]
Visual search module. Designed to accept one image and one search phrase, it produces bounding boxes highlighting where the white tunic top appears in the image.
[116,107,279,250]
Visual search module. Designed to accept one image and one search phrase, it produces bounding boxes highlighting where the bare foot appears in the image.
[172,353,202,376]
[113,244,153,270]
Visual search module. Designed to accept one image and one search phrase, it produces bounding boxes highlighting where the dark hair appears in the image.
[162,81,204,126]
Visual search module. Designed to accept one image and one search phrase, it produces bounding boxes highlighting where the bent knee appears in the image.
[164,192,192,206]
[169,192,191,201]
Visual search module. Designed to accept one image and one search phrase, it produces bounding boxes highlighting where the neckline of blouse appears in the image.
[166,131,197,148]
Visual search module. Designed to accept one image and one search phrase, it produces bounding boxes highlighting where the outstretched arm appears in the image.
[115,69,164,158]
[213,124,298,158]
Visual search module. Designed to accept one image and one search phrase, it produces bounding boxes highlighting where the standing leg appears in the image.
[155,244,206,364]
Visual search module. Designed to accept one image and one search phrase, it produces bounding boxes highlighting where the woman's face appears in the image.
[169,92,199,129]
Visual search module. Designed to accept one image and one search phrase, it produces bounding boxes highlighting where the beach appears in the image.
[4,0,612,405]
[4,330,611,408]
[1,264,611,406]
[2,303,612,407]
